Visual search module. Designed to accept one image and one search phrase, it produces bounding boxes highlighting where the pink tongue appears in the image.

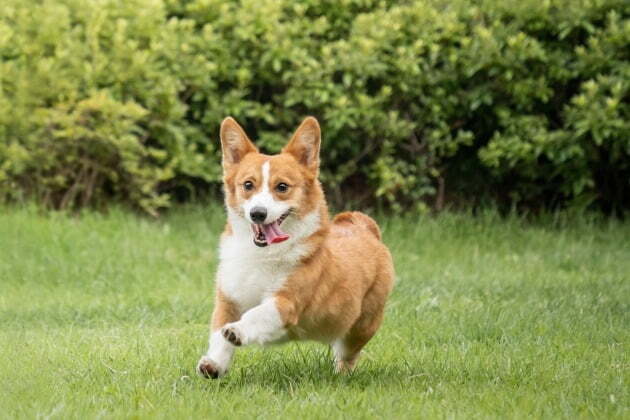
[263,221,289,244]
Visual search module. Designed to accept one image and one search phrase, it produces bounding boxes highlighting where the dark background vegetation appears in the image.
[1,0,628,215]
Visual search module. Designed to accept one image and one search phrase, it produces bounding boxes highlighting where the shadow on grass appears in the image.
[190,345,418,393]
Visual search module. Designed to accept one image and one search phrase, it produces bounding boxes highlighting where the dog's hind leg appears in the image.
[332,310,383,373]
[197,290,241,379]
[333,267,393,373]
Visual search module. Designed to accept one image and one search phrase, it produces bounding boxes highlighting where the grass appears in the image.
[0,204,628,419]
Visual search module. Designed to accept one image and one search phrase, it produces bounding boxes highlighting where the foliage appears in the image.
[1,0,628,213]
[0,0,219,214]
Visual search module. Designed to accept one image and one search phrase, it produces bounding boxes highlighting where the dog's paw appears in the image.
[197,356,223,379]
[221,324,244,346]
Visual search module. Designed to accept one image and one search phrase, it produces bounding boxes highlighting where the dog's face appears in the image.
[220,117,322,247]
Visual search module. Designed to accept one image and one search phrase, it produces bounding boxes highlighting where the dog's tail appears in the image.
[332,211,381,241]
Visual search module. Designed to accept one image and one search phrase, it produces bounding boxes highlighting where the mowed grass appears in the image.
[0,204,628,419]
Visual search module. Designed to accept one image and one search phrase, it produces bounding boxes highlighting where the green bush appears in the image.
[0,0,219,214]
[1,0,628,214]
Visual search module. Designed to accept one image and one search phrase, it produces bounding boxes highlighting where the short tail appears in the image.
[332,211,381,241]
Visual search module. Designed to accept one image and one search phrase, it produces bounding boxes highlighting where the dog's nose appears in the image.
[250,206,267,224]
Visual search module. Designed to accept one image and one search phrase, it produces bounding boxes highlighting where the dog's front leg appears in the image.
[197,291,240,378]
[221,296,296,346]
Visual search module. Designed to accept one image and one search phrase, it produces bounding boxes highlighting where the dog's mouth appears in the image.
[251,211,290,247]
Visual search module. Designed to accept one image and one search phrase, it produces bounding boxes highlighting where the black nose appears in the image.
[250,206,267,224]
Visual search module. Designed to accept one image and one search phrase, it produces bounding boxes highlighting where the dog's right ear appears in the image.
[220,117,258,171]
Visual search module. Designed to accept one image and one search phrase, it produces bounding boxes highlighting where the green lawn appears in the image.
[0,205,628,419]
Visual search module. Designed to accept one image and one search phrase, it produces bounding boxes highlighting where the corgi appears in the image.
[197,117,394,378]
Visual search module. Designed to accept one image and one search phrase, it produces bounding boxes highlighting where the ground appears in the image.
[0,205,628,418]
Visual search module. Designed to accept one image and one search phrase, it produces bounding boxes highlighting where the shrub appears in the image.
[1,0,628,214]
[0,0,219,214]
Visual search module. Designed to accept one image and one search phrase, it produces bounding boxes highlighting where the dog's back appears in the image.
[332,211,382,240]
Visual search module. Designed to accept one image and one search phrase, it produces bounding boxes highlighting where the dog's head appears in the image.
[220,117,324,248]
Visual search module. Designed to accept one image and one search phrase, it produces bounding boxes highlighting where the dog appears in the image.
[197,116,394,378]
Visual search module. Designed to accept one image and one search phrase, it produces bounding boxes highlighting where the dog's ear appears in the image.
[283,117,321,171]
[220,117,258,170]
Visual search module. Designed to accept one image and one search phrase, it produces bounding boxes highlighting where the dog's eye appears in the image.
[275,183,289,193]
[243,181,254,191]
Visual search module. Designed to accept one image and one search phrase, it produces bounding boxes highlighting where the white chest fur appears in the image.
[217,249,298,312]
[216,210,320,312]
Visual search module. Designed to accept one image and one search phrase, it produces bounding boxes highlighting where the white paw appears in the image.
[221,323,245,346]
[196,356,225,379]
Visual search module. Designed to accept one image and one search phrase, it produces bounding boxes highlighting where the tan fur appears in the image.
[278,212,394,370]
[210,289,241,331]
[201,117,394,376]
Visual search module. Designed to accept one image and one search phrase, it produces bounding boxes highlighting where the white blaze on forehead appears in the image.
[243,160,290,224]
[261,161,270,194]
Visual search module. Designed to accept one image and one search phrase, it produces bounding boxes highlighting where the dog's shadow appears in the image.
[193,345,409,392]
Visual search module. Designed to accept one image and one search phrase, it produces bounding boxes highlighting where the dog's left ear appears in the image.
[283,117,321,171]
